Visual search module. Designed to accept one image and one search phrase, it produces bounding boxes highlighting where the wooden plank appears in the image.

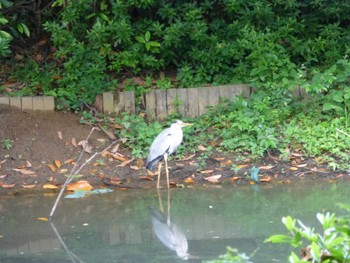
[103,92,114,114]
[0,97,10,108]
[233,84,251,98]
[10,97,21,109]
[145,91,156,117]
[155,89,167,119]
[123,91,135,114]
[166,89,178,115]
[187,88,199,117]
[43,96,55,111]
[21,97,33,111]
[208,86,219,106]
[33,97,44,110]
[198,87,209,115]
[114,92,125,115]
[176,89,188,117]
[218,85,232,101]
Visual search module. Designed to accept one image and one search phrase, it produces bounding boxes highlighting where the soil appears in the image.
[0,107,347,194]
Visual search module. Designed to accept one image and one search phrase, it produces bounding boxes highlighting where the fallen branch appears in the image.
[49,127,120,219]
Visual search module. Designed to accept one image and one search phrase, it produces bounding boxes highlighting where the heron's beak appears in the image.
[181,122,193,127]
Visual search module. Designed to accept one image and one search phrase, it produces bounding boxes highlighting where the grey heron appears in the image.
[146,120,193,188]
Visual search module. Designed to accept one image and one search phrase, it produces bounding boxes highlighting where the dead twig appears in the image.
[49,127,119,219]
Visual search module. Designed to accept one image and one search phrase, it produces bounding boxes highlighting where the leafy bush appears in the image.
[0,0,30,57]
[113,113,163,158]
[29,0,350,108]
[266,205,350,262]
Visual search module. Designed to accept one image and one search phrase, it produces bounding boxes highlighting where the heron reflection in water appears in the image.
[150,190,190,259]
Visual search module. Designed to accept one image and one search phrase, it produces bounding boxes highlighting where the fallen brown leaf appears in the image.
[43,184,59,189]
[184,177,194,183]
[147,170,157,176]
[180,154,196,161]
[67,180,93,191]
[198,145,206,151]
[104,151,128,162]
[230,176,242,181]
[26,160,32,168]
[47,164,56,172]
[200,170,214,174]
[83,144,92,153]
[296,163,308,168]
[2,183,15,188]
[71,137,77,147]
[21,184,36,188]
[64,158,75,164]
[220,160,233,166]
[138,176,154,181]
[259,176,272,182]
[204,174,222,183]
[37,217,49,222]
[130,165,140,170]
[12,168,36,175]
[109,124,123,129]
[118,158,134,167]
[289,167,298,171]
[214,157,225,161]
[259,165,274,170]
[111,144,120,153]
[291,152,304,157]
[236,164,249,169]
[57,131,63,140]
[93,162,105,167]
[55,160,61,168]
[59,169,68,174]
[0,175,7,179]
[89,169,98,174]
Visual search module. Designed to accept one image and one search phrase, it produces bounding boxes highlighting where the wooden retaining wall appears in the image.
[0,84,306,118]
[0,96,55,111]
[103,84,251,118]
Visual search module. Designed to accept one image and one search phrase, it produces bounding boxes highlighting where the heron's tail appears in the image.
[146,155,163,171]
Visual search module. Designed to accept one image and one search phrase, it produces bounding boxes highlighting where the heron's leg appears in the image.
[164,154,170,189]
[157,162,162,189]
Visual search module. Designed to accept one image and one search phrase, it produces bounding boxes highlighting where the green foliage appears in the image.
[0,0,33,57]
[113,113,163,158]
[19,0,346,108]
[10,59,55,96]
[197,91,292,157]
[2,0,350,108]
[205,246,252,263]
[266,206,350,262]
[1,138,13,150]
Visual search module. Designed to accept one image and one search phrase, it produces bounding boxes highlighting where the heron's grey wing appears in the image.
[146,128,175,169]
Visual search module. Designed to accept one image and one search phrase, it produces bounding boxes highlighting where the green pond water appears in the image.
[0,181,348,263]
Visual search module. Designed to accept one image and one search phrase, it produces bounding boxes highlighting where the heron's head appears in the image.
[172,120,193,129]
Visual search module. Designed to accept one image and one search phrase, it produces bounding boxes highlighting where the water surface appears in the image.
[0,181,348,262]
